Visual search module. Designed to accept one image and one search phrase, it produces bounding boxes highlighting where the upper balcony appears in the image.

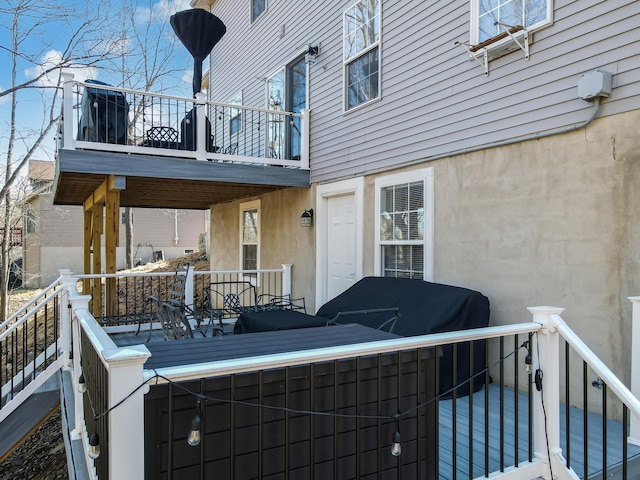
[54,75,310,209]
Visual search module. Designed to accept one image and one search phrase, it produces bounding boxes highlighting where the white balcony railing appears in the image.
[60,74,309,169]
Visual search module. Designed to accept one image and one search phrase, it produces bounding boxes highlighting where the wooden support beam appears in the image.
[105,186,120,317]
[83,208,92,296]
[92,203,103,318]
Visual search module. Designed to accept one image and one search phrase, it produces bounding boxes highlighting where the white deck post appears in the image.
[69,293,92,440]
[282,264,292,296]
[62,73,76,150]
[195,92,207,161]
[300,108,310,170]
[528,306,570,480]
[184,265,195,311]
[629,296,640,444]
[103,345,151,480]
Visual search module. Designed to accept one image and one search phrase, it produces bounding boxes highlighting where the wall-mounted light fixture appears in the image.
[305,45,319,65]
[300,209,314,227]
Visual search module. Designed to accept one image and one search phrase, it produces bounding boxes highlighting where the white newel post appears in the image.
[69,294,92,440]
[629,297,640,444]
[528,306,566,480]
[62,73,75,150]
[282,264,292,297]
[300,109,310,170]
[184,265,195,311]
[195,92,207,161]
[103,345,151,480]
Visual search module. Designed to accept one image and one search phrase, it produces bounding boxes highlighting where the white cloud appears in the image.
[181,68,193,85]
[135,0,193,24]
[24,50,98,86]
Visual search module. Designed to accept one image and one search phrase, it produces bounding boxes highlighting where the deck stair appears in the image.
[0,387,60,462]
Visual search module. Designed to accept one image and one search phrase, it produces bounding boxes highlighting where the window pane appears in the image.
[242,210,258,243]
[382,245,424,279]
[252,0,266,22]
[346,47,379,109]
[344,0,380,60]
[478,0,549,42]
[243,245,257,270]
[287,57,306,159]
[267,70,284,159]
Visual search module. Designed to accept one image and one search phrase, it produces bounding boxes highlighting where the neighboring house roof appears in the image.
[28,160,55,182]
[27,160,55,201]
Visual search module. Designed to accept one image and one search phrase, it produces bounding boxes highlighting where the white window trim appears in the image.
[239,199,261,277]
[342,0,382,113]
[374,168,434,281]
[469,0,553,47]
[251,0,267,24]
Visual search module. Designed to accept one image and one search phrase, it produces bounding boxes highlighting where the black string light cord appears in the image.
[84,336,536,425]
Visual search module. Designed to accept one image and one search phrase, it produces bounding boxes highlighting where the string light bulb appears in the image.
[391,431,402,457]
[187,415,201,447]
[525,352,532,373]
[391,413,402,457]
[187,400,202,447]
[88,433,100,459]
[78,373,87,394]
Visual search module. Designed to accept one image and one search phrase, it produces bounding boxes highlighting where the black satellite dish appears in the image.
[170,9,226,97]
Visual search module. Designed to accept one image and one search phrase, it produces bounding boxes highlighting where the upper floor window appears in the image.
[343,0,380,111]
[251,0,266,23]
[472,0,552,44]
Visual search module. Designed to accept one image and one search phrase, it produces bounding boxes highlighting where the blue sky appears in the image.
[0,0,194,165]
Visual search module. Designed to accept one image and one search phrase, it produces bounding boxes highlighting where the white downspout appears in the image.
[174,209,179,246]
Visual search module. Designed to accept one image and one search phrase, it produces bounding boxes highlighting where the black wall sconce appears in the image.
[305,45,319,65]
[300,209,314,227]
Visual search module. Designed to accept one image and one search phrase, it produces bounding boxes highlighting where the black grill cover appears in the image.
[77,79,129,144]
[316,277,490,397]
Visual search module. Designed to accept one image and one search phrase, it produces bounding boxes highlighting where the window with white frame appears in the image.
[265,56,307,159]
[472,0,552,44]
[240,200,260,274]
[251,0,266,23]
[375,169,433,281]
[343,0,380,111]
[229,91,242,136]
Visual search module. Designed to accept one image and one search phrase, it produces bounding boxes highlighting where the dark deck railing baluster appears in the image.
[583,361,589,477]
[565,341,571,469]
[513,336,519,468]
[500,337,505,472]
[452,343,457,479]
[602,383,608,479]
[167,382,174,479]
[468,341,474,479]
[486,338,491,475]
[528,333,533,463]
[259,370,264,479]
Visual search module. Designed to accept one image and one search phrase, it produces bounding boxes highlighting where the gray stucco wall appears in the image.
[209,187,317,311]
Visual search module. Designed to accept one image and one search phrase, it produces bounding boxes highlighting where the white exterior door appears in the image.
[316,178,364,309]
[326,194,357,299]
